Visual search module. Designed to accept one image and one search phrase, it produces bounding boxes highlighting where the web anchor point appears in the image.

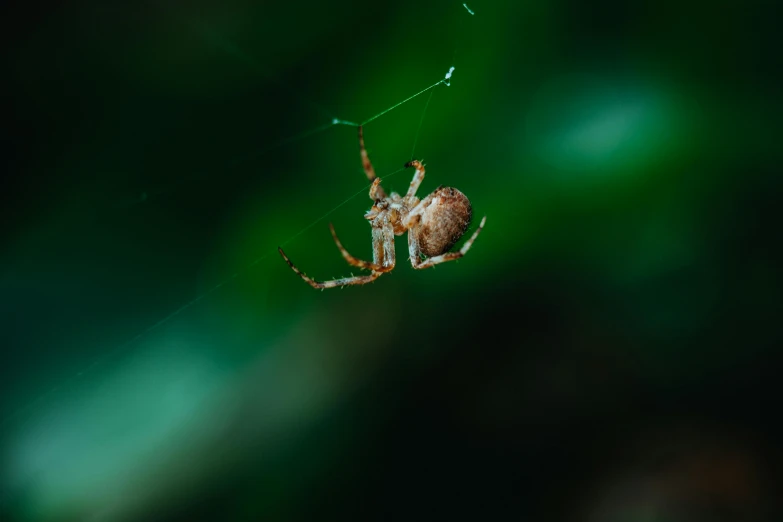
[443,66,456,86]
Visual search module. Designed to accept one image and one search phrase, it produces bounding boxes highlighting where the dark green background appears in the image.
[2,1,780,520]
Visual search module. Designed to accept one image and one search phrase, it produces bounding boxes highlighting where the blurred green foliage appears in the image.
[1,1,780,520]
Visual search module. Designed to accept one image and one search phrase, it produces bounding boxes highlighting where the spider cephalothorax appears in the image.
[278,126,486,289]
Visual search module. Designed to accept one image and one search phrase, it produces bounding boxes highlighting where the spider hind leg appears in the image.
[408,215,487,270]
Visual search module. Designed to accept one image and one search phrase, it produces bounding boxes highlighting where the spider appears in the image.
[278,126,486,289]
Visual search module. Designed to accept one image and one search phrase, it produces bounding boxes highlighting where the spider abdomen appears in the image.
[414,186,472,257]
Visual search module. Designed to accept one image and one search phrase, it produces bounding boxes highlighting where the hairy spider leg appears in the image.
[404,160,426,199]
[278,247,382,289]
[369,178,385,201]
[409,216,487,269]
[329,222,383,271]
[372,221,396,271]
[278,220,396,288]
[359,126,387,200]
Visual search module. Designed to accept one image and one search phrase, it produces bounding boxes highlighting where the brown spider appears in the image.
[278,126,486,289]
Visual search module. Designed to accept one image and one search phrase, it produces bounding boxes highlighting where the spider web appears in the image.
[1,2,478,517]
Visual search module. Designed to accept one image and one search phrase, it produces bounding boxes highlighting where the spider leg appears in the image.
[329,223,383,271]
[369,178,384,201]
[404,160,426,199]
[278,247,383,289]
[359,126,387,200]
[372,221,396,272]
[409,216,487,270]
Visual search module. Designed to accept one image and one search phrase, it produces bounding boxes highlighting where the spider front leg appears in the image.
[329,222,383,271]
[404,160,425,199]
[278,247,382,289]
[359,126,387,200]
[278,221,396,289]
[369,178,384,201]
[408,216,487,269]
